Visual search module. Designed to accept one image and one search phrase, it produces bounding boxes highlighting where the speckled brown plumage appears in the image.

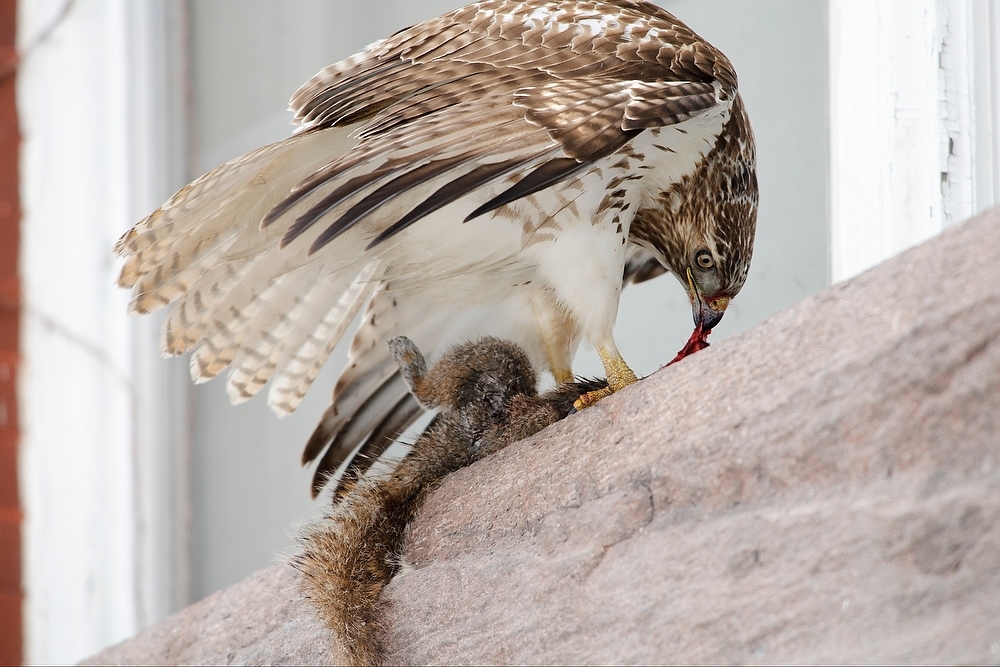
[294,336,604,665]
[630,95,758,297]
[277,0,744,249]
[113,0,758,497]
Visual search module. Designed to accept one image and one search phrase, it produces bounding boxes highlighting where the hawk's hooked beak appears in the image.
[686,268,729,331]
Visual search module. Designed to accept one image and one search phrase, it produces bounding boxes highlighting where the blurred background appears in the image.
[5,0,999,663]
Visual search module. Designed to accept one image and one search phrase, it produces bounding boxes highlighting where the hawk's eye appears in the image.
[695,250,714,269]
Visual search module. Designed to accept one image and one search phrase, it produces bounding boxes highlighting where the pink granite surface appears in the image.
[89,208,1000,665]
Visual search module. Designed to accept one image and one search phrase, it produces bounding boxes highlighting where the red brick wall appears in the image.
[0,1,21,665]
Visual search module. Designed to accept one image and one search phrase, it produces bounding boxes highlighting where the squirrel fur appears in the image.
[293,335,605,666]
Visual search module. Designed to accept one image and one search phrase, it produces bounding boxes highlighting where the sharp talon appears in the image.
[574,386,613,410]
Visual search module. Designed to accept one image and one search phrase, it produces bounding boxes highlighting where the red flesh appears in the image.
[665,323,711,366]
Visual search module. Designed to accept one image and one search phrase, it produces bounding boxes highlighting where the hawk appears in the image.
[114,0,758,496]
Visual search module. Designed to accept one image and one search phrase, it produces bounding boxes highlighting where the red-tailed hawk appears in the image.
[115,0,758,495]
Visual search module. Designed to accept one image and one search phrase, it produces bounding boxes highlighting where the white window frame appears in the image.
[829,0,1000,283]
[17,1,192,662]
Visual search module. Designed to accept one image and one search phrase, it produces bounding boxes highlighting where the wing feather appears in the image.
[115,128,355,314]
[366,155,534,248]
[324,395,422,499]
[310,371,412,491]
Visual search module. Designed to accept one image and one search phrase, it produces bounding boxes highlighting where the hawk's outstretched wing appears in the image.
[115,0,750,496]
[273,0,734,255]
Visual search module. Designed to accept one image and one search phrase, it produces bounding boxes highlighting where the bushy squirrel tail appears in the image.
[293,336,606,666]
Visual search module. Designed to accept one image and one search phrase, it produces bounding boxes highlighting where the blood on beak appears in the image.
[686,267,729,331]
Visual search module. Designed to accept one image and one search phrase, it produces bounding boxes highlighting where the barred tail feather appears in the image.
[224,267,329,404]
[267,264,378,416]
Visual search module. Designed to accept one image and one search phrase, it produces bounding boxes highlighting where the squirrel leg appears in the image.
[387,336,432,405]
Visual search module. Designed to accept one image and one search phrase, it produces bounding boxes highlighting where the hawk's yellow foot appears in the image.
[574,347,639,410]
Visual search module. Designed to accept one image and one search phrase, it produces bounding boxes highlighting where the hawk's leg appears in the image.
[574,342,639,409]
[531,293,577,384]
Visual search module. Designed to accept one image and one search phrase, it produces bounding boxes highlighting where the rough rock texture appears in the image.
[82,563,336,666]
[89,208,1000,665]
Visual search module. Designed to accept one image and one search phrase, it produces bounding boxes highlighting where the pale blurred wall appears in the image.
[184,0,474,604]
[182,0,830,602]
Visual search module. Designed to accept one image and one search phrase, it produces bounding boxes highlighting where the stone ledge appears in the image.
[88,207,1000,665]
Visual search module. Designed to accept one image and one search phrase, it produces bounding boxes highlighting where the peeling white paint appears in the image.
[939,0,976,226]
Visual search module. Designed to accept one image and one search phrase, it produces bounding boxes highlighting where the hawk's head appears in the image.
[632,96,758,333]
